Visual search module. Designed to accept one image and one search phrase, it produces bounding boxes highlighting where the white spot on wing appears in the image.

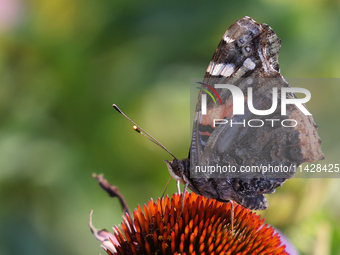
[244,58,256,70]
[206,61,214,73]
[208,62,235,77]
[257,48,268,72]
[220,63,235,77]
[224,35,234,43]
[211,63,225,76]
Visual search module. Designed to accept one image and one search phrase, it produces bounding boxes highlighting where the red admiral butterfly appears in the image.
[114,16,324,211]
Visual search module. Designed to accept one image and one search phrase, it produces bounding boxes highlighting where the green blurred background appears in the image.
[1,0,340,254]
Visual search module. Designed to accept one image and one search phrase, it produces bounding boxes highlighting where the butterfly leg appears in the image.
[229,201,234,235]
[181,182,189,213]
[160,176,172,217]
[177,181,181,194]
[161,176,172,199]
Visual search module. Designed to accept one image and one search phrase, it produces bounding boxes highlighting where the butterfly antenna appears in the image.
[113,104,176,159]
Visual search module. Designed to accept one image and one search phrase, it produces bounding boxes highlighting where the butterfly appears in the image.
[163,16,324,210]
[114,16,324,211]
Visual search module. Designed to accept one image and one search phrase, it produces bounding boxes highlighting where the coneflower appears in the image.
[90,174,288,255]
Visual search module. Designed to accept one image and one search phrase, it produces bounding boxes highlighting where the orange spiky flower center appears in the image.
[95,192,288,255]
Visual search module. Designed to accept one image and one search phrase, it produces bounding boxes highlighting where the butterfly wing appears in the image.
[189,16,324,210]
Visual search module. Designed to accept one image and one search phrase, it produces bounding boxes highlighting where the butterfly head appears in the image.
[164,158,190,185]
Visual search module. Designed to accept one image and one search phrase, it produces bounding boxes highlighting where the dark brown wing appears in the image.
[188,16,324,210]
